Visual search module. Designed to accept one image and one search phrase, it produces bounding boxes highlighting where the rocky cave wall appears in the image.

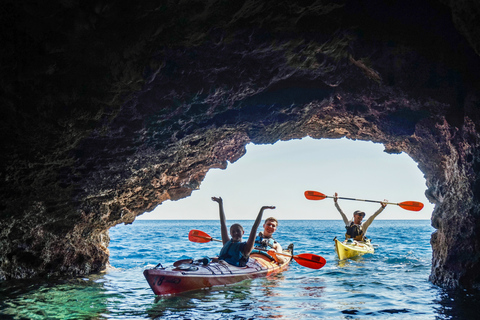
[1,0,480,289]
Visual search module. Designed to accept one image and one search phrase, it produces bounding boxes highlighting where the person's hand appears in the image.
[211,196,222,204]
[334,192,338,203]
[381,200,388,208]
[261,206,276,210]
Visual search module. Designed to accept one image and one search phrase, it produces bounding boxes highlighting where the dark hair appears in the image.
[230,223,244,232]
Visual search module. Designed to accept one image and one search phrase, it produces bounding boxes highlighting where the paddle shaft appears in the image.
[189,229,326,269]
[304,190,423,211]
[254,247,292,258]
[195,234,223,243]
[325,195,394,205]
[192,233,296,259]
[254,248,324,268]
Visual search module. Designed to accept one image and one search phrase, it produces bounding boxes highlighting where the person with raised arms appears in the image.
[333,192,387,241]
[212,196,275,267]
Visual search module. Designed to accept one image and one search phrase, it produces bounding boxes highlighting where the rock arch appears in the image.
[1,0,480,289]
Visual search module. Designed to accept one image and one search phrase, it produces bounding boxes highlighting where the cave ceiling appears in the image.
[1,0,480,289]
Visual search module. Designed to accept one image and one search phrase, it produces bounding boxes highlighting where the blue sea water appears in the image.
[0,220,479,319]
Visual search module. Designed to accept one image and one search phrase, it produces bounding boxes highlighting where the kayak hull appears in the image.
[334,238,374,260]
[144,252,292,296]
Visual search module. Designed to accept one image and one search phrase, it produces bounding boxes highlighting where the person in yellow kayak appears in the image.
[212,196,276,267]
[251,217,288,264]
[334,192,387,241]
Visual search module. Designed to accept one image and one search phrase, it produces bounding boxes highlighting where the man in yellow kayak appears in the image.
[334,192,387,241]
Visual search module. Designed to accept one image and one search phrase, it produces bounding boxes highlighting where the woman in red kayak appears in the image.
[212,196,275,267]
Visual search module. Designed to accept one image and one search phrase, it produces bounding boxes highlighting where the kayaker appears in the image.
[333,192,387,241]
[212,196,275,267]
[252,217,287,264]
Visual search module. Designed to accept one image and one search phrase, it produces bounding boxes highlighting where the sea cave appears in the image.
[1,0,480,290]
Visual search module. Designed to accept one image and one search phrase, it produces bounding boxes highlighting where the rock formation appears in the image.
[1,0,480,289]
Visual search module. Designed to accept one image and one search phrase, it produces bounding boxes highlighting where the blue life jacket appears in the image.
[218,240,248,267]
[254,234,276,250]
[251,233,277,260]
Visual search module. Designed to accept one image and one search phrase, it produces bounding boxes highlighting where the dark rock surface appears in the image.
[1,0,480,289]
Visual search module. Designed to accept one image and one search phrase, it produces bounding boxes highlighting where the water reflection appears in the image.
[147,280,258,319]
[148,273,293,319]
[336,255,370,268]
[434,288,480,319]
[259,274,285,297]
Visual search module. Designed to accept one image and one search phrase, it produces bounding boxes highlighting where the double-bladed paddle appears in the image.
[304,190,424,211]
[188,229,326,270]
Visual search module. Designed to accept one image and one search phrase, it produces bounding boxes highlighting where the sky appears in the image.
[139,137,434,220]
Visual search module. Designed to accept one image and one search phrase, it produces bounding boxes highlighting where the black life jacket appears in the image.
[345,222,364,241]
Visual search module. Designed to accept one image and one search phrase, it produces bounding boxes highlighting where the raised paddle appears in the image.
[304,190,424,212]
[188,229,326,270]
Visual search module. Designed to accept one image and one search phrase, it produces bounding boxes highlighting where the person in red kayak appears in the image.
[333,192,387,241]
[251,217,288,264]
[212,196,275,267]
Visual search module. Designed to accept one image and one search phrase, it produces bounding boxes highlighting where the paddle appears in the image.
[304,190,424,211]
[188,229,326,270]
[189,229,223,243]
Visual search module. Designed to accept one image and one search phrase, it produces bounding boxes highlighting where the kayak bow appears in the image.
[334,238,375,260]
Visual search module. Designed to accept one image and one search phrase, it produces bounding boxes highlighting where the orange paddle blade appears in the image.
[293,253,326,269]
[304,190,327,200]
[188,229,213,243]
[267,249,277,258]
[398,201,424,211]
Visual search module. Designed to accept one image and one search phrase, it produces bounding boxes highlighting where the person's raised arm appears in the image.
[362,201,387,232]
[243,206,276,256]
[212,196,229,245]
[334,192,349,225]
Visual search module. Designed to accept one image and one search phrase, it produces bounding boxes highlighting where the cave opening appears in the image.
[136,137,433,222]
[107,136,435,271]
[104,136,439,310]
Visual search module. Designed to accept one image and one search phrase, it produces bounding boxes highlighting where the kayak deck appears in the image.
[334,238,374,260]
[144,251,292,296]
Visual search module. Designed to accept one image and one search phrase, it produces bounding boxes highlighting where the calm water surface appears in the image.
[1,220,478,319]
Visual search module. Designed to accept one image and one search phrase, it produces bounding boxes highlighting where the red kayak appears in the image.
[144,251,292,296]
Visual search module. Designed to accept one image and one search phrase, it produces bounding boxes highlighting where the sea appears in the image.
[0,220,479,319]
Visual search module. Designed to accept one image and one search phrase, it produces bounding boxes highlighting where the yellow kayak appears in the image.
[334,238,374,260]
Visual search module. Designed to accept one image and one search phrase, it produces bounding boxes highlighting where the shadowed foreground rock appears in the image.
[1,0,480,289]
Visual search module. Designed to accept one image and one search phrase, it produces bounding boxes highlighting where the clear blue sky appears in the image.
[139,137,434,220]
